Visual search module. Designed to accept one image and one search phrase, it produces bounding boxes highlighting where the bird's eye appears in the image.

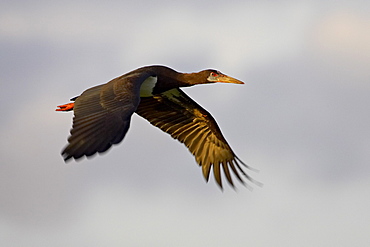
[210,72,218,77]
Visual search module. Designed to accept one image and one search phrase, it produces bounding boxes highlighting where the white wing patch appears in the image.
[140,76,157,97]
[161,88,183,104]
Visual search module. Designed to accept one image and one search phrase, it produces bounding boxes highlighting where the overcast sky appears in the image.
[1,1,370,246]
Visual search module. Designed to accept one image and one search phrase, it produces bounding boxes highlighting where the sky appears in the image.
[1,1,370,246]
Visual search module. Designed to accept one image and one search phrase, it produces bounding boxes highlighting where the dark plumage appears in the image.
[56,65,260,189]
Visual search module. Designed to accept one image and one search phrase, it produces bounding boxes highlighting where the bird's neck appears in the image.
[152,70,205,94]
[178,72,206,86]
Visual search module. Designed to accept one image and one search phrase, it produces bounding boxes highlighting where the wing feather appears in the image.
[62,71,152,161]
[135,88,256,188]
[213,162,222,188]
[222,162,234,187]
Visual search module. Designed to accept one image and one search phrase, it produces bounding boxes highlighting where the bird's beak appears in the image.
[217,75,244,84]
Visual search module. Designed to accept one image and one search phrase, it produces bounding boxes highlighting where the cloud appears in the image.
[1,1,370,246]
[309,10,370,81]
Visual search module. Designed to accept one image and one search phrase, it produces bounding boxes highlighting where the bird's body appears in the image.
[57,65,259,188]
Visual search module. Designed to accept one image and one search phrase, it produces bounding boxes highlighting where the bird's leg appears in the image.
[56,103,75,111]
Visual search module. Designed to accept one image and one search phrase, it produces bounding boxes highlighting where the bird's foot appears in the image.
[56,103,74,111]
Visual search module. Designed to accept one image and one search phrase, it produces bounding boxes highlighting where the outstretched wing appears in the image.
[62,72,152,161]
[135,88,257,188]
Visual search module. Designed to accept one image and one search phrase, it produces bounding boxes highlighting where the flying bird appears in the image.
[56,65,259,189]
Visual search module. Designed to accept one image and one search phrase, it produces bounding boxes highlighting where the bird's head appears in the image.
[160,67,245,88]
[204,70,244,84]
